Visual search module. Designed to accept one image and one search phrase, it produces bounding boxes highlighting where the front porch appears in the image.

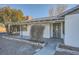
[44,21,64,39]
[4,17,65,44]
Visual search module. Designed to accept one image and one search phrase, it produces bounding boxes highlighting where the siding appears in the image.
[65,14,79,47]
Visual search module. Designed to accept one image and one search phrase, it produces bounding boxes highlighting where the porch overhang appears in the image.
[4,16,64,25]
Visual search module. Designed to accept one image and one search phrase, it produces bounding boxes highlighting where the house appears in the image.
[5,5,79,48]
[3,16,32,34]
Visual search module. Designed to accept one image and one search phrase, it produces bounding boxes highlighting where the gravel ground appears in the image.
[0,38,37,55]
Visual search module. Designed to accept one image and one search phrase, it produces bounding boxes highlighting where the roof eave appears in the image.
[59,5,79,17]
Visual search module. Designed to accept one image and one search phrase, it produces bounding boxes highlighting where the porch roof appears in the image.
[5,16,64,25]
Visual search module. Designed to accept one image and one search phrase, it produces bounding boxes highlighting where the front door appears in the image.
[53,23,61,39]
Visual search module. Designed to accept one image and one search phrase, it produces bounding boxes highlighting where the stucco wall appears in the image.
[20,25,31,37]
[20,22,64,39]
[43,24,50,38]
[20,24,50,38]
[65,14,79,47]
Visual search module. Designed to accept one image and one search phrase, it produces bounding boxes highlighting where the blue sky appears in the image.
[0,4,78,18]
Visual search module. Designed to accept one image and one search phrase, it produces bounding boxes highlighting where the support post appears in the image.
[49,23,51,38]
[61,21,64,39]
[8,24,10,34]
[20,25,22,37]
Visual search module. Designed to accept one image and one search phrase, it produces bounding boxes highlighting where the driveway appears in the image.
[0,37,37,55]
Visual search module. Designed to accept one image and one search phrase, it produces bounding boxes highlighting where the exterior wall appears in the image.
[20,22,64,39]
[43,22,64,39]
[65,14,79,47]
[20,25,31,37]
[43,24,50,38]
[20,24,51,38]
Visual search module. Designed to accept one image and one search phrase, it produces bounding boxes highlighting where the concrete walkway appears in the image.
[34,42,57,55]
[34,39,59,55]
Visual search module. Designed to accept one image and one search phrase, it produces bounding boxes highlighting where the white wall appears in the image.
[43,24,50,38]
[20,25,31,37]
[20,23,64,39]
[20,24,51,38]
[65,14,79,47]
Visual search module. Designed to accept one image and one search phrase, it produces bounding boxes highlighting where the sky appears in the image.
[0,4,78,18]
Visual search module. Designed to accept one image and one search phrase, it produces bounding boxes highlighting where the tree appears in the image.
[49,4,68,16]
[0,6,25,33]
